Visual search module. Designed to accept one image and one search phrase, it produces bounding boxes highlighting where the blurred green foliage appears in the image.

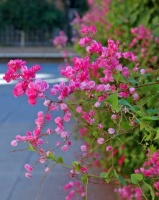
[106,0,159,42]
[0,0,65,31]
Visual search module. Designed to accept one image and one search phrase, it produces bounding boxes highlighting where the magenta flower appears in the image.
[24,164,33,172]
[61,145,68,152]
[106,146,112,151]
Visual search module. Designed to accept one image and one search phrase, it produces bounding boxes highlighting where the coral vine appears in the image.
[3,25,159,200]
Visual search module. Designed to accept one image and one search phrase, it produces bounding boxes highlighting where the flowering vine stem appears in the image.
[3,25,159,200]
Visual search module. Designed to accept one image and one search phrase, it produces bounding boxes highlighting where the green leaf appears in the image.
[92,131,98,138]
[106,91,118,111]
[141,116,159,121]
[118,175,127,186]
[150,145,156,154]
[48,152,57,162]
[114,71,125,83]
[28,144,35,151]
[113,169,119,179]
[100,172,109,179]
[57,156,64,164]
[154,129,159,140]
[113,169,127,185]
[81,175,88,184]
[147,108,159,115]
[131,174,143,184]
[118,99,137,112]
[144,181,155,200]
[100,172,110,183]
[140,122,146,131]
[121,122,132,131]
[128,78,138,85]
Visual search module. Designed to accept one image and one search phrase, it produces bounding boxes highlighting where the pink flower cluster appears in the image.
[135,152,159,178]
[129,25,159,66]
[24,164,33,178]
[71,0,111,34]
[115,185,142,200]
[64,181,85,200]
[53,31,68,48]
[4,26,149,199]
[3,60,50,105]
[134,152,159,196]
[5,26,142,180]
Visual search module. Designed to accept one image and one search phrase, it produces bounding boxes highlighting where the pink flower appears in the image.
[97,123,103,129]
[97,138,104,145]
[56,141,61,146]
[24,164,33,172]
[81,145,87,151]
[89,26,97,34]
[37,138,44,145]
[47,128,53,134]
[15,135,22,141]
[11,140,18,146]
[60,103,68,111]
[94,101,101,107]
[106,146,112,151]
[45,167,51,173]
[76,106,83,113]
[61,131,69,139]
[43,100,50,106]
[61,145,68,152]
[80,167,87,173]
[111,114,117,120]
[81,26,89,34]
[45,113,52,121]
[39,157,45,163]
[53,31,68,47]
[133,93,139,100]
[25,172,32,178]
[140,69,145,74]
[129,87,136,94]
[154,181,159,190]
[63,112,71,122]
[108,128,115,134]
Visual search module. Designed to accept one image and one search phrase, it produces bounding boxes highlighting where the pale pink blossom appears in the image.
[108,128,115,134]
[129,87,136,94]
[111,114,117,120]
[43,100,50,106]
[25,172,32,178]
[45,167,51,173]
[94,101,101,107]
[61,131,69,139]
[47,128,53,134]
[39,157,45,163]
[61,145,68,152]
[56,141,61,146]
[60,103,68,111]
[133,93,139,100]
[81,145,87,151]
[11,140,18,146]
[76,106,83,113]
[97,138,104,145]
[140,69,146,74]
